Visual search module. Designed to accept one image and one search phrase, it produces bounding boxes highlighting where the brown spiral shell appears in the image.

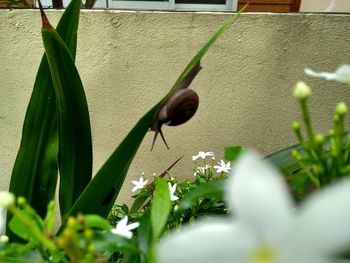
[158,89,199,126]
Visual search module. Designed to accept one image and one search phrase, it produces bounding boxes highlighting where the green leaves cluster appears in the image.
[8,0,243,241]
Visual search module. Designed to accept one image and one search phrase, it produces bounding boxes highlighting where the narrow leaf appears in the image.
[150,178,171,239]
[40,9,92,220]
[9,0,81,221]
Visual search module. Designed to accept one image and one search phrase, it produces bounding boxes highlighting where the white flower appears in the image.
[304,65,350,84]
[194,165,211,176]
[0,192,14,236]
[111,216,140,239]
[0,207,5,236]
[131,177,148,192]
[168,183,179,201]
[214,160,231,173]
[192,151,215,161]
[157,151,350,263]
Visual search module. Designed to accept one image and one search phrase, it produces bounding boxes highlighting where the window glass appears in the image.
[176,0,225,5]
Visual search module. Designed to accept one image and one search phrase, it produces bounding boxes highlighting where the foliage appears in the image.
[8,0,244,242]
[3,0,350,261]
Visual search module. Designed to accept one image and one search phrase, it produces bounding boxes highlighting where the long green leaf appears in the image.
[9,0,81,220]
[150,178,171,239]
[265,144,303,175]
[65,11,244,222]
[40,8,92,220]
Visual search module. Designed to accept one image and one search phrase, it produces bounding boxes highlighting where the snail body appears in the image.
[150,62,202,150]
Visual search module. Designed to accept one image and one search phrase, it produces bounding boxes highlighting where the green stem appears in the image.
[300,100,315,144]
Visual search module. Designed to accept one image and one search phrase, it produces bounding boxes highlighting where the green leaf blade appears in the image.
[67,106,158,219]
[150,178,171,239]
[9,0,82,221]
[41,19,92,220]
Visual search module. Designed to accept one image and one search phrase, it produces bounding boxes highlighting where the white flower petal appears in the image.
[126,222,140,231]
[118,216,128,228]
[287,178,350,256]
[227,151,294,244]
[157,219,255,263]
[304,65,350,84]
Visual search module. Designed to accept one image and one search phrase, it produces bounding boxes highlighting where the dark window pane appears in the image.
[176,0,225,4]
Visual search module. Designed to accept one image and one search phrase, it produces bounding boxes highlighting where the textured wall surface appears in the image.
[300,0,350,12]
[1,10,350,204]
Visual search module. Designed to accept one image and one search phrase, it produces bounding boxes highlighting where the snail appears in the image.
[150,62,202,150]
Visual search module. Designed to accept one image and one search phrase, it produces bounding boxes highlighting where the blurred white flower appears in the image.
[0,235,8,243]
[0,192,15,208]
[158,151,350,263]
[0,207,5,236]
[192,151,215,161]
[194,165,211,176]
[168,183,179,201]
[131,177,148,192]
[0,191,14,236]
[304,65,350,84]
[214,160,231,173]
[111,216,139,239]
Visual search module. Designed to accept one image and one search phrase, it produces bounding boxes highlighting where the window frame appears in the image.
[108,0,237,11]
[39,0,237,11]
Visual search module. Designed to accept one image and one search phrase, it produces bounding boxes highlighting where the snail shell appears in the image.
[151,89,199,150]
[158,89,199,126]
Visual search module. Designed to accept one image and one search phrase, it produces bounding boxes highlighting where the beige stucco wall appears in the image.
[1,10,350,205]
[300,0,350,12]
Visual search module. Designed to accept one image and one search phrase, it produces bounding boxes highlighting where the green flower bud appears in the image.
[17,197,26,206]
[291,121,301,131]
[291,149,301,160]
[336,102,348,116]
[293,81,311,100]
[315,134,325,145]
[67,217,77,228]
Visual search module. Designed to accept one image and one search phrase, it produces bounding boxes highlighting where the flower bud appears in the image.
[315,134,325,145]
[291,121,301,131]
[293,81,311,100]
[0,235,9,243]
[336,102,348,116]
[0,192,15,208]
[291,150,302,161]
[67,217,77,228]
[17,197,26,206]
